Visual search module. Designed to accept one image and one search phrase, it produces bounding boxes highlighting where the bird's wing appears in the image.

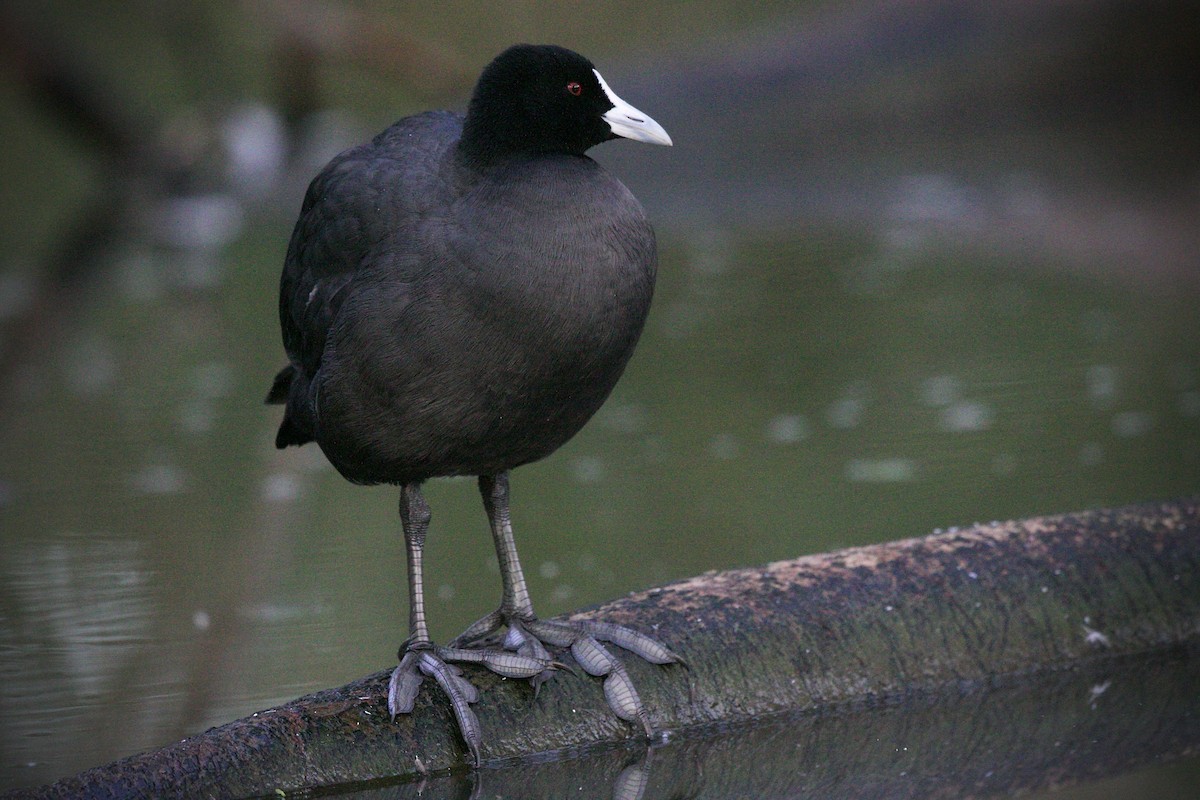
[278,111,463,377]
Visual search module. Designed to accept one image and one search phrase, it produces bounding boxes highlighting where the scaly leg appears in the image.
[453,472,684,736]
[387,481,554,765]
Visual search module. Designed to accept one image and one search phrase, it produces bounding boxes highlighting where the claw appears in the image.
[388,651,424,717]
[511,623,559,694]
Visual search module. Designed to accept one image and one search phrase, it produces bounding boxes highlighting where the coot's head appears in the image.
[459,44,671,166]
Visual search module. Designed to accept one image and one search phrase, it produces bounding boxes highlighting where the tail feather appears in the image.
[265,366,293,404]
[266,365,314,448]
[274,413,311,449]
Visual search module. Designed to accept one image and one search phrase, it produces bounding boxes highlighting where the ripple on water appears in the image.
[1111,411,1153,438]
[129,462,187,496]
[766,413,809,444]
[845,457,918,483]
[939,401,994,433]
[1086,364,1118,409]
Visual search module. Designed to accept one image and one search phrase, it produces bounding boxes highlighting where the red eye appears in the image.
[566,81,582,96]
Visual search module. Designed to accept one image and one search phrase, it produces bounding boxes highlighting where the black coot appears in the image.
[266,44,680,764]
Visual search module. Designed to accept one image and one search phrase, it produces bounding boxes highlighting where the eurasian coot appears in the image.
[267,43,679,764]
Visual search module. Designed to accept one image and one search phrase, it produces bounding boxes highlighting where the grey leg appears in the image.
[388,482,551,766]
[482,472,535,620]
[451,471,685,737]
[401,482,433,645]
[452,472,533,645]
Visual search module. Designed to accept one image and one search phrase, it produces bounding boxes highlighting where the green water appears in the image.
[2,218,1196,791]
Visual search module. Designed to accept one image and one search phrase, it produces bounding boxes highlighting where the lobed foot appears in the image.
[452,612,684,736]
[387,640,554,765]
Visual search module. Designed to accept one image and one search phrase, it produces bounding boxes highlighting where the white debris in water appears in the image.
[538,561,560,580]
[192,609,211,630]
[1088,680,1111,707]
[178,398,215,433]
[887,173,978,223]
[766,413,809,444]
[939,400,994,432]
[918,374,961,407]
[155,194,245,251]
[222,104,287,195]
[1112,411,1153,438]
[1082,623,1111,648]
[243,603,312,623]
[597,401,647,433]
[570,455,606,484]
[1086,364,1118,409]
[130,462,186,495]
[846,457,917,483]
[826,397,863,429]
[262,473,300,503]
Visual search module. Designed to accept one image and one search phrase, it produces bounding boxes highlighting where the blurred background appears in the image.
[1,0,1197,794]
